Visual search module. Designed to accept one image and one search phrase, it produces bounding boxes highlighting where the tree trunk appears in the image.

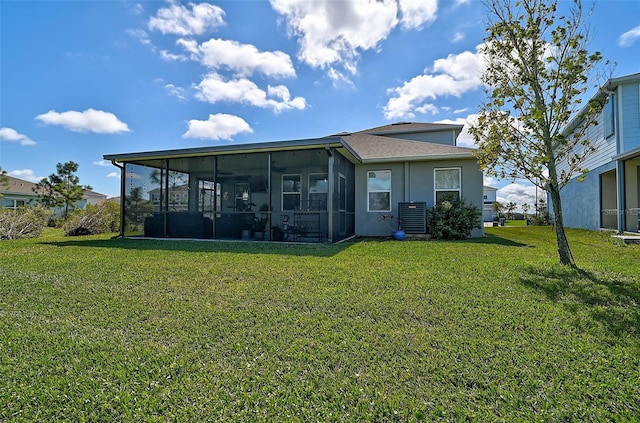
[548,183,574,267]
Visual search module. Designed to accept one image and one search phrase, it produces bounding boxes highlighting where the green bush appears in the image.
[0,205,51,240]
[530,211,551,226]
[63,201,120,236]
[427,196,481,240]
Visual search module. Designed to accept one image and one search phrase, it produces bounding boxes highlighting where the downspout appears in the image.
[617,160,625,232]
[111,160,125,238]
[404,161,410,201]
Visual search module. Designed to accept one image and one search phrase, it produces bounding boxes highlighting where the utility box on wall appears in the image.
[398,202,427,233]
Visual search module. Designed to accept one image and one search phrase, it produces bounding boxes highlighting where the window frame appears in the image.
[434,167,461,203]
[308,173,328,210]
[367,170,392,212]
[604,94,615,138]
[282,174,301,211]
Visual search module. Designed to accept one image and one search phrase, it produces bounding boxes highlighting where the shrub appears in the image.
[0,205,51,240]
[530,211,551,226]
[427,196,481,240]
[63,201,120,236]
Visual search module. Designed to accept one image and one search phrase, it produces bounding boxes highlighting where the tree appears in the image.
[493,201,505,218]
[33,161,91,220]
[0,167,8,199]
[522,203,530,218]
[469,0,607,266]
[506,201,517,220]
[124,186,154,230]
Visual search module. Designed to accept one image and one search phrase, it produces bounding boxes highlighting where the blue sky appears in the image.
[1,0,639,204]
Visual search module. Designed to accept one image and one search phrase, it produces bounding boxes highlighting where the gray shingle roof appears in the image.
[356,121,463,135]
[339,133,475,162]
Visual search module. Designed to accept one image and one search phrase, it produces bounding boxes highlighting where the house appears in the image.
[482,186,498,222]
[552,72,640,233]
[0,175,108,214]
[0,176,39,209]
[103,122,484,242]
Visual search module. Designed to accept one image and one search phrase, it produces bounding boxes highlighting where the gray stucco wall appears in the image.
[387,130,457,146]
[354,158,484,237]
[555,161,616,230]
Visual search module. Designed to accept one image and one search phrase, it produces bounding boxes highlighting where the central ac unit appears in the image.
[398,202,427,233]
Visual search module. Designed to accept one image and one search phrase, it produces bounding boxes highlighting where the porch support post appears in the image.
[268,152,272,238]
[327,148,334,243]
[113,160,126,238]
[616,160,625,232]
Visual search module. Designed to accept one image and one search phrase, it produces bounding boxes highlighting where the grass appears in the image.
[0,227,638,421]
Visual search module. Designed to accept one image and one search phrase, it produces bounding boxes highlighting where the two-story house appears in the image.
[554,72,640,233]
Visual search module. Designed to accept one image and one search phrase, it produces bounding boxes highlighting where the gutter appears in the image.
[357,152,476,163]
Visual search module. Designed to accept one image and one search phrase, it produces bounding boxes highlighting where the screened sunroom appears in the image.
[105,141,355,243]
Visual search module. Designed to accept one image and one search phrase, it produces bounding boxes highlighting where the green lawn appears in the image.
[1,227,638,421]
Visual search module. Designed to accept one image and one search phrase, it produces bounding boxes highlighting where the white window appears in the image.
[282,174,301,211]
[435,168,461,203]
[367,170,391,212]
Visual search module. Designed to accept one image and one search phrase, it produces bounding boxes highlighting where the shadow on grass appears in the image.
[462,233,530,247]
[38,237,351,257]
[520,266,640,339]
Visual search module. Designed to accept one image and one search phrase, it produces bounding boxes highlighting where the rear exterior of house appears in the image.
[104,122,484,242]
[553,72,640,233]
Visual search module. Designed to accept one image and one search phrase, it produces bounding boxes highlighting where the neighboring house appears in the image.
[104,121,484,242]
[552,72,640,233]
[482,186,498,222]
[0,175,108,215]
[0,176,39,209]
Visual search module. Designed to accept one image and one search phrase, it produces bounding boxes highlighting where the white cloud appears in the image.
[618,25,640,47]
[183,113,253,140]
[384,45,485,119]
[165,84,187,101]
[93,160,111,167]
[497,182,538,207]
[452,31,464,43]
[398,0,437,29]
[159,50,187,62]
[35,109,131,134]
[107,172,119,178]
[270,0,436,78]
[483,175,499,187]
[0,127,36,146]
[195,73,306,113]
[184,38,296,78]
[126,28,152,46]
[128,3,144,16]
[435,115,478,148]
[149,1,225,36]
[8,169,43,183]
